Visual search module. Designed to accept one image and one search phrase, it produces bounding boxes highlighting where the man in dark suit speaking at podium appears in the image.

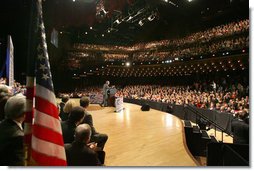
[102,81,110,107]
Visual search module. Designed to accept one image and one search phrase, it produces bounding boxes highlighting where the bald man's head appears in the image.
[74,124,92,143]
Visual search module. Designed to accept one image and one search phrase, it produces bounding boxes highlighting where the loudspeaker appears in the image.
[141,103,150,111]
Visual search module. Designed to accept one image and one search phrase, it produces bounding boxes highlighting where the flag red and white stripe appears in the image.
[30,0,67,166]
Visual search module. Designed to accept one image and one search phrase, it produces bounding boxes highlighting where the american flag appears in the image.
[30,0,67,166]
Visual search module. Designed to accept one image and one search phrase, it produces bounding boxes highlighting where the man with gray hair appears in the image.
[64,124,102,166]
[0,95,26,165]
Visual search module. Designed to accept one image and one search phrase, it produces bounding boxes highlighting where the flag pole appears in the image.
[24,0,39,166]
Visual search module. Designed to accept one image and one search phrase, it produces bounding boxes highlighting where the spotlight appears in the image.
[148,14,156,21]
[126,62,131,67]
[139,20,145,26]
[115,19,122,24]
[90,26,93,30]
[126,16,133,22]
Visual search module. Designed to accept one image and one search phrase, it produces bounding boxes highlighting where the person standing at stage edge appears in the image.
[102,81,110,107]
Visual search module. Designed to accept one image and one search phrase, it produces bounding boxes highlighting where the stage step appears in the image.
[193,125,201,133]
[201,130,211,140]
[184,120,192,127]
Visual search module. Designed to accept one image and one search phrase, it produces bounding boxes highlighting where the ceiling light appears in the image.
[148,14,156,21]
[139,20,145,26]
[126,16,133,22]
[115,19,122,24]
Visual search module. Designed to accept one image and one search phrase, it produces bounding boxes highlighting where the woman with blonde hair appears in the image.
[61,100,76,121]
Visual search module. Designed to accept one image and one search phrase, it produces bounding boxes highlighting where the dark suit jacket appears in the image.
[61,120,76,144]
[65,141,101,166]
[0,119,25,166]
[83,110,98,136]
[231,118,249,144]
[59,102,69,121]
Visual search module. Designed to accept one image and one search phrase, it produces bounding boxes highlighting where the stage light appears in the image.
[102,34,105,37]
[126,16,133,22]
[115,19,122,24]
[138,20,145,26]
[85,32,88,35]
[148,14,156,21]
[90,26,93,30]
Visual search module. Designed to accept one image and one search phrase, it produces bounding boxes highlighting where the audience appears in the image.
[59,95,70,121]
[117,80,248,115]
[60,99,75,122]
[61,106,85,144]
[65,124,102,166]
[0,85,12,121]
[69,19,249,64]
[231,110,249,144]
[0,18,249,166]
[0,95,26,166]
[80,96,108,150]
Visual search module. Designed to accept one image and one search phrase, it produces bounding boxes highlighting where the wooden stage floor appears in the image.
[87,103,198,166]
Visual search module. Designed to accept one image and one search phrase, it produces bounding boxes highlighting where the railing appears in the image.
[184,104,233,142]
[124,98,235,142]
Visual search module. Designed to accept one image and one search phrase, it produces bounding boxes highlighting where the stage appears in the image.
[87,102,198,166]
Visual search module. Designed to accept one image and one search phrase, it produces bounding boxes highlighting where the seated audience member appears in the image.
[0,85,12,122]
[65,124,102,166]
[80,96,108,150]
[62,100,76,121]
[61,106,85,143]
[59,95,70,121]
[0,95,26,166]
[231,110,249,144]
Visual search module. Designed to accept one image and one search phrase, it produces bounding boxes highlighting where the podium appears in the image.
[107,87,116,107]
